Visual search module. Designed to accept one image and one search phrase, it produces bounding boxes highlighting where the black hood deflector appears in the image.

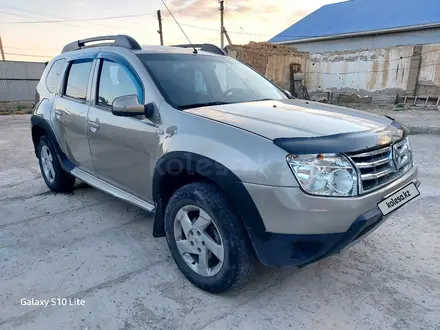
[273,121,408,155]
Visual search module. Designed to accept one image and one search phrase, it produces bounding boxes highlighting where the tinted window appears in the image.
[137,54,286,109]
[65,60,93,100]
[45,59,66,93]
[97,60,141,107]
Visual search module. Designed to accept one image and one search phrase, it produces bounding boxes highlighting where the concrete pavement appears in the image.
[380,110,440,135]
[344,104,440,136]
[0,115,439,330]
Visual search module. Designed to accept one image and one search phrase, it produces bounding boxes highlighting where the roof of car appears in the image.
[56,36,227,60]
[135,45,222,56]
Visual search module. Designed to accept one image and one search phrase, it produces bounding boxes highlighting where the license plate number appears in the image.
[378,182,420,216]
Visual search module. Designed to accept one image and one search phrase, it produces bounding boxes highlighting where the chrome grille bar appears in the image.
[347,138,413,194]
[350,147,390,158]
[356,156,390,168]
[361,168,394,180]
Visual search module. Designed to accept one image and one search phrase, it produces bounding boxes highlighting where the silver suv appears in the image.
[31,35,420,293]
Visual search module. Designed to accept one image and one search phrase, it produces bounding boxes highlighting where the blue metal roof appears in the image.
[269,0,440,43]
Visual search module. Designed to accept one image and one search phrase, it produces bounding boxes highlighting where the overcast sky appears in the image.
[0,0,341,62]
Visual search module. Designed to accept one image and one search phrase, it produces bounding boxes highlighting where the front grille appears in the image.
[348,138,413,194]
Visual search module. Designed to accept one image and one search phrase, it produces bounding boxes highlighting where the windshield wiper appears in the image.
[178,101,231,110]
[250,98,274,102]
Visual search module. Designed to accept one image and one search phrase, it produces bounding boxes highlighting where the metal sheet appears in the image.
[0,61,45,80]
[0,61,45,101]
[0,80,38,101]
[269,0,440,43]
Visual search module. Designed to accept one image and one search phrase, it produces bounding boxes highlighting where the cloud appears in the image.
[168,0,282,20]
[162,0,317,45]
[169,0,218,20]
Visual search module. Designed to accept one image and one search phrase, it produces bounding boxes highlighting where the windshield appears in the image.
[136,53,287,109]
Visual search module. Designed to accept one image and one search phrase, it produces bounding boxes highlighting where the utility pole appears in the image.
[157,10,164,46]
[223,27,232,46]
[219,1,224,49]
[0,37,5,61]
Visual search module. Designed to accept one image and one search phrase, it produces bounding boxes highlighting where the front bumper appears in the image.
[244,166,420,267]
[244,165,419,235]
[248,207,385,267]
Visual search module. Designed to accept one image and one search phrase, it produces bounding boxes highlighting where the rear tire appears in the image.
[164,182,255,294]
[37,136,75,192]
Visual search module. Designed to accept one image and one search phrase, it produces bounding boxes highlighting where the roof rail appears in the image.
[62,35,141,53]
[172,43,227,56]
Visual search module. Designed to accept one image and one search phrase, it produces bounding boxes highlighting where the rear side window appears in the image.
[97,59,142,107]
[45,59,66,93]
[64,59,93,100]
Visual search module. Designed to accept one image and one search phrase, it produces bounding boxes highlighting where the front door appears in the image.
[52,57,96,171]
[87,55,158,201]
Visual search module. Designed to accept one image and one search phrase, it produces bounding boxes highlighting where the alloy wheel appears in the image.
[173,205,225,277]
[40,145,55,183]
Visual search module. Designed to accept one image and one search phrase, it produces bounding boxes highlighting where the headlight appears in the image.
[286,154,358,196]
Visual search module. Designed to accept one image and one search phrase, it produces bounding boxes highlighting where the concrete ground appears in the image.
[1,115,439,330]
[343,103,440,136]
[370,109,440,136]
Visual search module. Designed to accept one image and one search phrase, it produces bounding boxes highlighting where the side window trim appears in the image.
[97,52,145,104]
[45,58,66,94]
[93,59,111,111]
[60,57,95,104]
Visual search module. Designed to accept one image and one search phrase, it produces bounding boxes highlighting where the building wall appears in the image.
[0,61,45,101]
[418,44,440,95]
[265,54,308,90]
[226,42,309,90]
[306,46,414,96]
[0,80,39,102]
[287,28,440,53]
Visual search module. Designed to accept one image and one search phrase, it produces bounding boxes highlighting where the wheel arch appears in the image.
[152,151,266,237]
[31,125,47,157]
[30,115,74,172]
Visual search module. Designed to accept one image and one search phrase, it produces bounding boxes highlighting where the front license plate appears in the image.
[378,182,420,216]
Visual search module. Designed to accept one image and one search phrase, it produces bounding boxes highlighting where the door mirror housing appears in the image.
[112,95,148,117]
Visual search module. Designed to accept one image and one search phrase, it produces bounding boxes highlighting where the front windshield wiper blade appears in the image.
[178,101,231,110]
[250,98,274,102]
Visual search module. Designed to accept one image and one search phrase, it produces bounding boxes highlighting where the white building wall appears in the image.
[305,46,414,95]
[418,44,440,95]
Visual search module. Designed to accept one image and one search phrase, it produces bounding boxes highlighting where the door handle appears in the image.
[88,121,100,132]
[55,110,62,119]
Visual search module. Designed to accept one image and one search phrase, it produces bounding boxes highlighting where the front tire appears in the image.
[37,136,75,192]
[164,182,255,293]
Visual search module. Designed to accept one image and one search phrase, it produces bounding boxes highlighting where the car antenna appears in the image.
[160,0,198,54]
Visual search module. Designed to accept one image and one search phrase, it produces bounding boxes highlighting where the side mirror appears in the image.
[112,95,154,118]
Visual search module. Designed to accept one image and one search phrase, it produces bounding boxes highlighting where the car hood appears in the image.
[185,99,406,153]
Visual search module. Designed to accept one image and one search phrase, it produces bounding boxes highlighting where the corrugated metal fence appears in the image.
[0,61,46,101]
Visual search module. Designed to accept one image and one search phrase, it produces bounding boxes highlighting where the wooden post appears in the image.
[289,63,297,98]
[157,10,164,46]
[0,37,5,61]
[223,27,232,46]
[219,1,224,49]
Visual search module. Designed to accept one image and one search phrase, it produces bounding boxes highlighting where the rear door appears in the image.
[87,53,158,200]
[51,54,97,172]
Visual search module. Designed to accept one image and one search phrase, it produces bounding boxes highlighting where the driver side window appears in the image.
[97,59,142,107]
